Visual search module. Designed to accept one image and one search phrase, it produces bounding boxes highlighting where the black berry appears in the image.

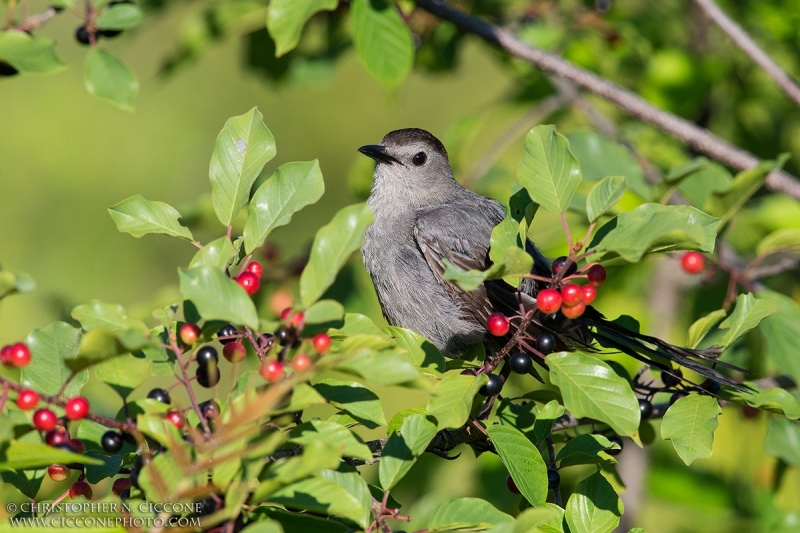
[662,368,682,388]
[551,256,577,278]
[119,488,130,499]
[638,398,653,420]
[506,474,520,494]
[257,333,274,351]
[509,353,532,374]
[196,346,218,365]
[606,435,623,456]
[98,29,122,38]
[670,391,688,405]
[101,431,123,453]
[0,62,19,77]
[130,468,140,489]
[535,333,556,354]
[701,379,721,394]
[147,388,170,404]
[543,312,565,328]
[216,325,238,344]
[200,400,219,419]
[196,365,220,388]
[75,26,93,45]
[547,469,560,490]
[479,374,504,396]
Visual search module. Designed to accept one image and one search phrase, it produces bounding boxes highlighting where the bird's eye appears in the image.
[412,152,427,166]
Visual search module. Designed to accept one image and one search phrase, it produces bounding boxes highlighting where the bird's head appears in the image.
[358,128,459,207]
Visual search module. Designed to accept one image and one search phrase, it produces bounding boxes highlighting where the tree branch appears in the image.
[693,0,800,109]
[414,0,800,201]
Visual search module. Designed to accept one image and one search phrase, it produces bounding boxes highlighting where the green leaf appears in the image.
[385,326,446,378]
[320,467,373,529]
[428,498,514,530]
[255,508,346,533]
[0,30,64,73]
[513,505,565,533]
[661,394,721,465]
[566,131,650,199]
[189,237,238,270]
[84,48,139,111]
[717,293,778,347]
[589,204,721,262]
[764,418,800,466]
[379,413,437,490]
[178,266,259,330]
[757,228,800,256]
[244,160,325,253]
[96,3,144,29]
[94,352,152,398]
[532,400,567,445]
[240,520,284,533]
[71,300,142,332]
[441,259,488,291]
[22,322,87,397]
[517,125,582,213]
[548,352,640,437]
[442,247,533,291]
[759,291,800,383]
[270,477,368,525]
[426,373,488,430]
[108,195,193,241]
[351,0,414,85]
[66,328,123,372]
[557,434,619,468]
[705,159,781,223]
[305,300,345,325]
[675,160,733,207]
[331,349,419,386]
[300,203,374,307]
[565,472,623,533]
[487,424,548,506]
[0,441,102,471]
[209,107,277,226]
[314,379,387,428]
[586,176,627,222]
[724,384,800,419]
[266,0,338,56]
[0,270,35,301]
[687,309,727,348]
[270,383,326,415]
[289,420,373,461]
[254,441,341,501]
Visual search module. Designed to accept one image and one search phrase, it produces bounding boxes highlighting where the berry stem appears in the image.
[168,339,211,436]
[482,310,535,374]
[55,371,78,400]
[578,222,596,252]
[0,382,9,414]
[243,327,267,364]
[191,241,203,250]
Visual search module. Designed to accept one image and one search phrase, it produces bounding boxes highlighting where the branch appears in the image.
[13,6,59,32]
[693,0,800,109]
[414,0,800,201]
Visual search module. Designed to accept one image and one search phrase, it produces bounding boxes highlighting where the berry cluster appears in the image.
[535,261,606,319]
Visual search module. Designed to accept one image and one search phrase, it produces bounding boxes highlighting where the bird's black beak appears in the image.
[358,144,399,165]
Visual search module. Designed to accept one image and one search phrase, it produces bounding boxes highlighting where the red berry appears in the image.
[506,474,520,494]
[69,480,92,500]
[246,261,263,278]
[681,252,705,274]
[33,409,58,431]
[536,289,562,314]
[16,389,39,410]
[280,307,292,321]
[561,284,582,307]
[587,264,607,286]
[742,405,760,419]
[260,360,284,382]
[45,428,69,446]
[291,353,312,373]
[65,397,90,421]
[581,285,597,305]
[0,345,12,365]
[180,323,201,345]
[312,333,331,354]
[9,343,31,367]
[48,464,70,482]
[486,313,510,337]
[236,272,260,295]
[562,301,586,319]
[165,411,184,430]
[112,477,132,496]
[70,438,86,454]
[290,312,305,330]
[222,341,246,363]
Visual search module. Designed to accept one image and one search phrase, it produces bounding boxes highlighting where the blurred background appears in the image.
[1,0,800,530]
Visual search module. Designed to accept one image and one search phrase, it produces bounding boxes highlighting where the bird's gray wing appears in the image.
[412,201,504,326]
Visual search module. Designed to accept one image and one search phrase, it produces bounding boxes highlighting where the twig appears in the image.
[545,435,562,507]
[693,0,800,109]
[13,6,58,31]
[0,383,9,413]
[169,339,212,436]
[414,0,800,201]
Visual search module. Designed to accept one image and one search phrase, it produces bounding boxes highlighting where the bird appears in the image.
[359,127,744,390]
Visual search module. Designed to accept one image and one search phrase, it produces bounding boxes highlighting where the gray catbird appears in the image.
[359,128,743,389]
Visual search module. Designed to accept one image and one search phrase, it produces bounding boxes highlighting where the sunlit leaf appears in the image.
[178,266,259,329]
[379,413,437,490]
[426,373,488,430]
[108,195,193,241]
[717,293,777,347]
[517,125,582,213]
[23,322,87,397]
[84,48,139,111]
[586,176,627,222]
[565,472,623,533]
[428,498,514,531]
[96,3,144,29]
[487,424,548,506]
[351,0,414,85]
[0,30,64,73]
[267,0,338,56]
[661,394,721,465]
[314,379,387,428]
